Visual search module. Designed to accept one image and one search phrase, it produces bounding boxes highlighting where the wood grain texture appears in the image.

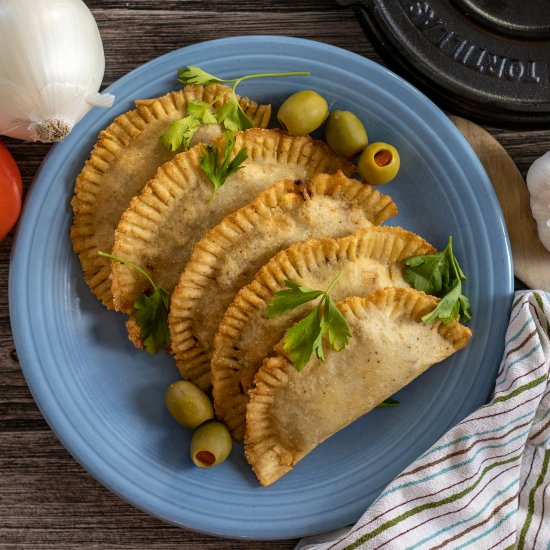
[451,116,550,292]
[1,1,549,548]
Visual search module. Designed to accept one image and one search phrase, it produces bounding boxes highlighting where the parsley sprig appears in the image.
[179,66,308,132]
[160,67,310,152]
[178,67,309,130]
[160,99,218,152]
[266,271,351,371]
[98,252,171,354]
[200,132,248,201]
[404,236,471,324]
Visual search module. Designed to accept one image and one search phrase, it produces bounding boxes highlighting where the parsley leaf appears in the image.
[401,253,447,295]
[187,99,218,124]
[266,281,323,317]
[267,271,351,371]
[421,281,471,325]
[178,66,224,85]
[98,252,171,354]
[166,67,309,150]
[404,236,471,324]
[160,99,220,152]
[178,66,310,88]
[177,66,310,133]
[134,287,171,354]
[200,132,248,201]
[215,94,254,133]
[284,307,324,370]
[160,116,201,152]
[321,296,351,352]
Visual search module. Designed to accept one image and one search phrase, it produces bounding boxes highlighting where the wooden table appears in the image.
[1,1,549,548]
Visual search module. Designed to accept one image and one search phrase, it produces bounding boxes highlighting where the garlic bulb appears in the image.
[526,151,550,252]
[0,0,114,143]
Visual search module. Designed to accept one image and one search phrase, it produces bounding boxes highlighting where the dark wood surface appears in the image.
[1,1,549,548]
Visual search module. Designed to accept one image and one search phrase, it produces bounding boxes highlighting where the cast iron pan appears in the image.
[338,0,550,128]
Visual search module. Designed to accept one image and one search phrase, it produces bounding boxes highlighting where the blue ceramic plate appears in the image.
[9,36,513,540]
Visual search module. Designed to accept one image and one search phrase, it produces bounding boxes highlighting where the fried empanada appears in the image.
[110,128,355,346]
[169,171,397,390]
[70,84,270,309]
[212,225,436,441]
[245,287,472,486]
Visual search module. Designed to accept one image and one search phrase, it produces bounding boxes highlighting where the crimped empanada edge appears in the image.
[110,130,356,315]
[170,171,398,390]
[233,129,355,178]
[110,144,206,314]
[169,177,299,390]
[212,225,437,441]
[245,287,472,486]
[70,84,270,309]
[244,355,298,487]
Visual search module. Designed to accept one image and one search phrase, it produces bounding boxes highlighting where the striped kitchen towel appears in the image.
[297,291,550,550]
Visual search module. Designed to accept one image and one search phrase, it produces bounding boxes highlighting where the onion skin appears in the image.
[0,0,114,143]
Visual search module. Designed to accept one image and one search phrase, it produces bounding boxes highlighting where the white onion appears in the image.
[0,0,114,142]
[526,151,550,252]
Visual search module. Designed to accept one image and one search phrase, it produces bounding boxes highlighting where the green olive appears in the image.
[165,380,214,429]
[277,90,329,135]
[358,142,400,185]
[324,110,368,158]
[190,421,232,468]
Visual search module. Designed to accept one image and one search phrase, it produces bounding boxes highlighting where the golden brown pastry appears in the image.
[70,84,270,309]
[169,171,397,390]
[110,128,355,347]
[212,225,435,441]
[245,287,472,486]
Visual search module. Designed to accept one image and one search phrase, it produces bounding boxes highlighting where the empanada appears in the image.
[70,84,270,309]
[110,128,355,346]
[245,287,472,486]
[212,225,435,440]
[169,171,397,390]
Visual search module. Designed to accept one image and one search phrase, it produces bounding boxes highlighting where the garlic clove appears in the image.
[540,226,550,252]
[531,201,550,219]
[526,151,550,253]
[526,152,550,197]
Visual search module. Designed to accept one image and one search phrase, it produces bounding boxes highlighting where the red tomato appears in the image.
[0,140,23,240]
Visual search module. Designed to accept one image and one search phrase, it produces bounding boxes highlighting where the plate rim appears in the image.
[8,35,514,541]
